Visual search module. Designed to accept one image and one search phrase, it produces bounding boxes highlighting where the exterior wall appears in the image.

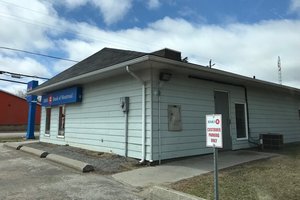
[0,91,41,126]
[38,67,300,162]
[151,70,300,161]
[247,86,300,144]
[40,71,153,160]
[151,71,247,161]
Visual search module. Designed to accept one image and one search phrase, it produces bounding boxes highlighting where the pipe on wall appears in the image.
[126,66,146,163]
[124,111,129,157]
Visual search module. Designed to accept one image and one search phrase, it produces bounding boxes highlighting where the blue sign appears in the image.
[42,87,82,107]
[26,80,38,102]
[27,80,39,91]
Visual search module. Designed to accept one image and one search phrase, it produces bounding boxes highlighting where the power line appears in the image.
[0,46,79,63]
[0,78,27,84]
[0,7,153,50]
[0,0,51,16]
[0,70,49,80]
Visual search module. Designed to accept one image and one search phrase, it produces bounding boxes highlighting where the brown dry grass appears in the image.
[171,143,300,200]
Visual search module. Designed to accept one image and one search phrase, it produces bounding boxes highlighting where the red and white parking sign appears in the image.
[206,114,223,148]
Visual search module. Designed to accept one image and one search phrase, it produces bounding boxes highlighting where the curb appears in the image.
[46,154,94,173]
[146,186,205,200]
[20,146,49,158]
[3,142,23,150]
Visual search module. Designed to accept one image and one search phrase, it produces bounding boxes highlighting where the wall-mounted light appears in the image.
[159,72,172,81]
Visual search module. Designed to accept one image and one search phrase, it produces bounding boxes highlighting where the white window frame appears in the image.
[235,102,249,140]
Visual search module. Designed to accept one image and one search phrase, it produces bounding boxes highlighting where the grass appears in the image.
[0,137,26,143]
[171,143,300,200]
[0,136,39,143]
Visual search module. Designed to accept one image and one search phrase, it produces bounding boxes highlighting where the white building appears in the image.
[29,47,300,163]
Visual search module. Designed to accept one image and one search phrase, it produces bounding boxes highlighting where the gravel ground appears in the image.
[25,142,142,174]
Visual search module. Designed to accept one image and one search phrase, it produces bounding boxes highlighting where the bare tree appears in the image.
[14,89,27,99]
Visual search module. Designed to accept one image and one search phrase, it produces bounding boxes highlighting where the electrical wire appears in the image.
[0,70,49,80]
[0,78,27,84]
[0,47,79,63]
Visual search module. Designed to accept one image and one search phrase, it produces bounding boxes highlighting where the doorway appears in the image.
[214,91,232,150]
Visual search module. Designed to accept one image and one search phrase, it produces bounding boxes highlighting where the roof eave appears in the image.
[28,55,151,95]
[148,55,300,95]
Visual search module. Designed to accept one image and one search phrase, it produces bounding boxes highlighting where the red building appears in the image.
[0,90,41,131]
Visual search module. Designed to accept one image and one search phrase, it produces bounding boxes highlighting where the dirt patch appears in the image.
[171,143,300,200]
[25,142,143,174]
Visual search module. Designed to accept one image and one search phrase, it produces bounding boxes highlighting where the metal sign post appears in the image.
[206,114,222,200]
[26,80,38,139]
[213,144,219,200]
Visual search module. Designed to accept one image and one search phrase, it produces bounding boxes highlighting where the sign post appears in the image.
[26,80,38,139]
[206,114,222,200]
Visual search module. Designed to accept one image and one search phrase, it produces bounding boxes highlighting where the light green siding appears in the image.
[40,72,152,160]
[151,72,247,160]
[39,67,300,162]
[247,86,300,143]
[151,71,300,161]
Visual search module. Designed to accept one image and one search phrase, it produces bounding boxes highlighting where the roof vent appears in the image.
[152,48,181,61]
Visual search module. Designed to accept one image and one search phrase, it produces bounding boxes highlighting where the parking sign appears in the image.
[206,114,223,148]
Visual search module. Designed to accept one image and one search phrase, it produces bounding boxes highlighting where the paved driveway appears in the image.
[0,144,143,200]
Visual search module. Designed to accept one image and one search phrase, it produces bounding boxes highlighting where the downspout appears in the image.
[126,66,146,163]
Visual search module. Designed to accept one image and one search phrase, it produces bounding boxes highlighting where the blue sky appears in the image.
[0,0,300,93]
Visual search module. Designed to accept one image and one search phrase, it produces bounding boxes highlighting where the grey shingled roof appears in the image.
[36,48,146,90]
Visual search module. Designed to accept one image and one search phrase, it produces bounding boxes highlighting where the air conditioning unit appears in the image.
[259,133,283,150]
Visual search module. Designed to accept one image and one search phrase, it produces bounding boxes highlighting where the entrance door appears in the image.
[214,91,232,150]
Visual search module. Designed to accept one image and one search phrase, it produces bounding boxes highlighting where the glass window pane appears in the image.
[45,108,51,134]
[235,104,246,138]
[58,106,65,136]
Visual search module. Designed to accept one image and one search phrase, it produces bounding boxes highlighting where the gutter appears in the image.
[126,66,146,163]
[28,55,150,95]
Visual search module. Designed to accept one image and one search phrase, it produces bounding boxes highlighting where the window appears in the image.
[45,108,51,135]
[235,103,248,139]
[58,106,66,137]
[298,109,300,120]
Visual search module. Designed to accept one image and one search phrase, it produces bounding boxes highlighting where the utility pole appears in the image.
[278,56,282,85]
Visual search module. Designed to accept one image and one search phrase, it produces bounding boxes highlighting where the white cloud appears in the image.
[0,0,57,50]
[57,17,300,88]
[147,0,160,9]
[93,0,132,25]
[57,0,88,9]
[53,0,132,25]
[290,0,300,14]
[1,0,300,94]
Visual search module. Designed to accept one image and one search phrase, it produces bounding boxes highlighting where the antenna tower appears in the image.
[278,56,282,84]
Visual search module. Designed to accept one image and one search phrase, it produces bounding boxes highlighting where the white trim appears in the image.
[28,55,150,95]
[234,102,249,140]
[44,133,50,137]
[29,54,300,96]
[57,135,65,139]
[148,55,300,94]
